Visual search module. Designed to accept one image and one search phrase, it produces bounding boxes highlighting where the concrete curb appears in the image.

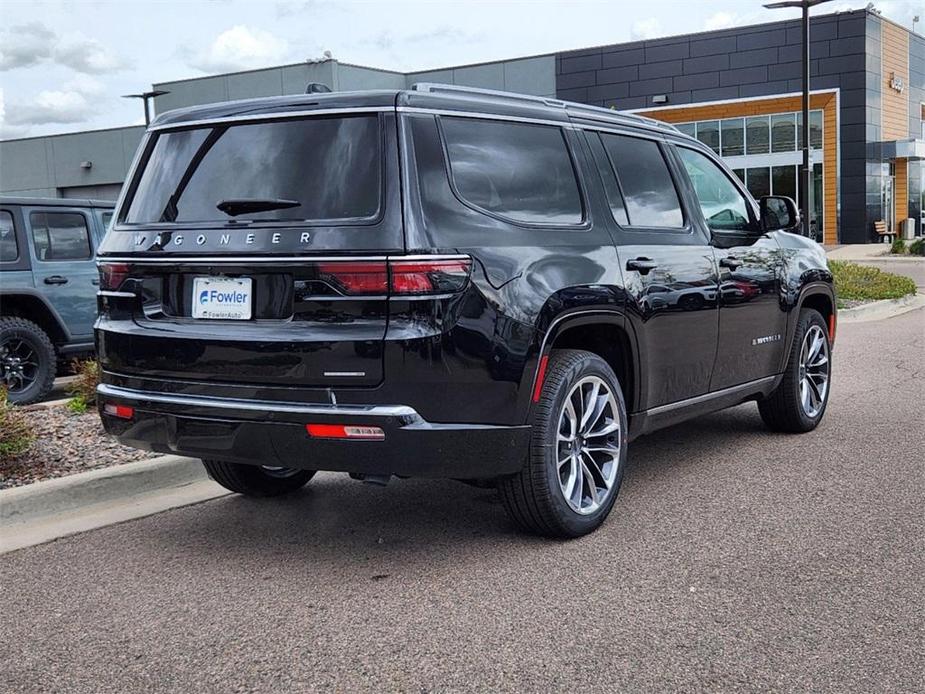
[0,455,228,553]
[839,292,925,323]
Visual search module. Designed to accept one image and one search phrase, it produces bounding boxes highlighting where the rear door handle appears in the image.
[44,275,69,285]
[719,257,743,270]
[626,258,658,275]
[91,278,100,286]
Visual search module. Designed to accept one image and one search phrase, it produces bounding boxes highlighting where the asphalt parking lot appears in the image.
[2,309,922,693]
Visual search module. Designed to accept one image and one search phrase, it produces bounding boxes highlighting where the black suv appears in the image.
[96,85,835,537]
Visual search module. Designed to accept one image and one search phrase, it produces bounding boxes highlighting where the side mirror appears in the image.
[760,195,800,232]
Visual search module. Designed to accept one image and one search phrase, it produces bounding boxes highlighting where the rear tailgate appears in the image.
[97,107,404,390]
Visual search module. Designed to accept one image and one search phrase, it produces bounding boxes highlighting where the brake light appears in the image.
[306,424,385,440]
[314,257,471,296]
[316,261,388,295]
[103,403,134,420]
[390,258,472,295]
[99,262,130,290]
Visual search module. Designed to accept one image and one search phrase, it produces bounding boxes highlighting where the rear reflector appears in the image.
[829,313,836,342]
[306,424,385,441]
[532,355,550,403]
[99,262,131,291]
[103,403,134,419]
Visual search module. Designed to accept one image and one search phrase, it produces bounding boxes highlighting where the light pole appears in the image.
[764,0,834,239]
[121,89,170,126]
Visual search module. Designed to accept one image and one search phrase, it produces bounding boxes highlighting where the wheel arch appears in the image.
[795,283,836,343]
[520,310,641,423]
[0,290,70,346]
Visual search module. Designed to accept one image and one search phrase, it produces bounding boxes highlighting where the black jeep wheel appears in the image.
[202,460,315,497]
[0,317,56,405]
[498,349,628,538]
[758,308,832,433]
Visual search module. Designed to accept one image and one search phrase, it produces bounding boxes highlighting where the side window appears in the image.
[0,211,18,262]
[100,211,113,230]
[599,133,684,229]
[440,117,583,225]
[676,148,754,233]
[29,212,92,261]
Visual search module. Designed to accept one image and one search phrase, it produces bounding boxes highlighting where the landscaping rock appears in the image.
[0,405,155,489]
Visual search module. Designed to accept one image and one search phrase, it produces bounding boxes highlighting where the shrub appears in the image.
[829,260,917,303]
[909,238,924,257]
[67,359,101,413]
[890,238,906,255]
[0,387,35,460]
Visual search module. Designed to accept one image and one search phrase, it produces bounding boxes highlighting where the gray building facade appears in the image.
[1,7,921,243]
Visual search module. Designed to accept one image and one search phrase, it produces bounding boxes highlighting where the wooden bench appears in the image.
[874,220,896,243]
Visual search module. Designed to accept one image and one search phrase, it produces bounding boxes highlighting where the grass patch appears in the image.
[67,358,100,413]
[0,387,34,461]
[910,238,924,257]
[829,260,917,307]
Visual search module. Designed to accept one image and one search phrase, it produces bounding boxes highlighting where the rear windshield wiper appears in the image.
[216,198,301,217]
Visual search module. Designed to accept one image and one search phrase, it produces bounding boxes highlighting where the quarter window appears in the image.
[30,212,92,261]
[440,117,583,225]
[600,133,684,228]
[677,148,753,233]
[0,211,18,262]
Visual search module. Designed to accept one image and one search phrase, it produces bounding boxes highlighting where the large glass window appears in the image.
[720,118,744,157]
[678,148,752,232]
[772,165,797,201]
[600,133,684,228]
[746,168,771,199]
[676,122,696,138]
[0,211,18,262]
[441,117,582,225]
[746,116,770,155]
[771,113,796,153]
[125,115,382,224]
[30,212,92,261]
[797,110,823,150]
[697,120,720,154]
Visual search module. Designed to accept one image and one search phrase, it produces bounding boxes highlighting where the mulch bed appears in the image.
[0,404,156,490]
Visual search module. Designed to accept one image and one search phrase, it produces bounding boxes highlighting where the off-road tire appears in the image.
[0,317,57,405]
[498,349,628,538]
[202,460,315,497]
[758,308,831,433]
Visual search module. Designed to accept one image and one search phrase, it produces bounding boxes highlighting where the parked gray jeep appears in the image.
[0,197,113,403]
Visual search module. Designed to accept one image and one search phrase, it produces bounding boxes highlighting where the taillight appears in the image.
[317,261,388,295]
[390,258,471,295]
[315,257,471,297]
[99,262,130,290]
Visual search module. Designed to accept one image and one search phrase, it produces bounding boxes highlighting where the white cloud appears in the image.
[55,36,128,74]
[1,75,106,134]
[631,18,663,40]
[704,12,738,31]
[0,22,55,70]
[189,25,290,73]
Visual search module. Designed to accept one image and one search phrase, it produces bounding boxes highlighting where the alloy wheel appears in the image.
[556,376,622,515]
[798,324,830,418]
[0,338,40,395]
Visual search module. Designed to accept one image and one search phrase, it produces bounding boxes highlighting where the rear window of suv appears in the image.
[123,115,382,225]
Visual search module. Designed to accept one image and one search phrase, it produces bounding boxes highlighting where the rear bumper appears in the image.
[97,384,529,479]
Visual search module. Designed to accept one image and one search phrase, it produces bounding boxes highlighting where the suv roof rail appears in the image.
[411,82,567,109]
[409,82,680,134]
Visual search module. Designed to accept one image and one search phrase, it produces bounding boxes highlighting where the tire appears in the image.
[202,460,315,497]
[758,308,832,433]
[0,317,57,405]
[499,349,628,538]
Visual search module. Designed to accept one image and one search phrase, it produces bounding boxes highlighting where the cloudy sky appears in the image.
[0,0,919,140]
